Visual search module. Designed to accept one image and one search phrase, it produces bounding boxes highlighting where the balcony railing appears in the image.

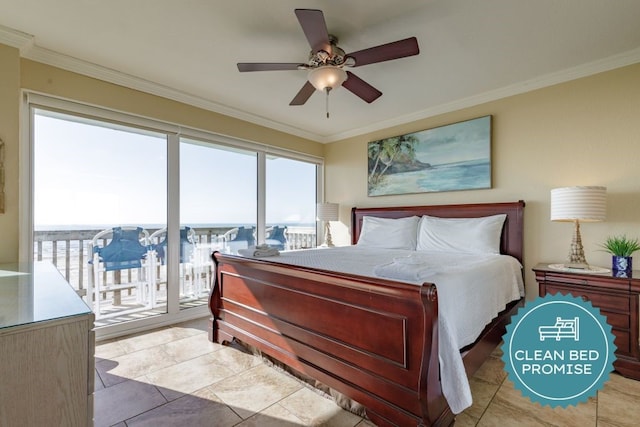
[34,226,317,297]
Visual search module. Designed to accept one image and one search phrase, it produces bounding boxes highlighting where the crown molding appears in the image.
[18,42,322,142]
[4,21,639,144]
[0,24,33,50]
[322,47,640,143]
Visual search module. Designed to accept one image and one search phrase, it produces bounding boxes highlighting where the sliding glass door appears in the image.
[33,109,167,324]
[265,156,318,250]
[26,93,322,335]
[179,138,257,309]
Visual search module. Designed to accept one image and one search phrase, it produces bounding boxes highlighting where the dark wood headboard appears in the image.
[351,200,525,263]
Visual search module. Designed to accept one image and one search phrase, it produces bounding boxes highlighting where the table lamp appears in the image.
[551,186,606,269]
[316,202,339,247]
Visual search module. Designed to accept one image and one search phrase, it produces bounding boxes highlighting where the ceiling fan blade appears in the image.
[346,37,419,67]
[290,81,316,105]
[295,9,331,54]
[237,63,302,72]
[343,72,382,103]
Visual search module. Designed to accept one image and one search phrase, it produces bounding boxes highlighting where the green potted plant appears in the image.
[599,235,640,276]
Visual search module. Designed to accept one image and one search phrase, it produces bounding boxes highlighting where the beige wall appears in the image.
[0,43,322,263]
[325,63,640,298]
[20,59,323,156]
[0,44,20,262]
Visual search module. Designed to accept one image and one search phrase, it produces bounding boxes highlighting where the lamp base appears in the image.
[566,220,589,269]
[322,222,335,247]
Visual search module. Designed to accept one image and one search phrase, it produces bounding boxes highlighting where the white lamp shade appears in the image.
[308,66,347,91]
[316,202,339,221]
[550,186,606,222]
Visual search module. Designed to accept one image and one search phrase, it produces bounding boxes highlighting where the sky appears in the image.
[412,115,491,165]
[33,112,317,228]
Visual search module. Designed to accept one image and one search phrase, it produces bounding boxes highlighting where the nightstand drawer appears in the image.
[543,273,631,291]
[543,284,629,313]
[534,264,640,380]
[613,329,631,355]
[602,310,631,329]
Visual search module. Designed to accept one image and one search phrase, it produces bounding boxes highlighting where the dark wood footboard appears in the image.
[208,201,525,426]
[210,253,453,427]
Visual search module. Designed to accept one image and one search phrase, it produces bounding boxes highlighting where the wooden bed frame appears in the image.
[209,201,525,426]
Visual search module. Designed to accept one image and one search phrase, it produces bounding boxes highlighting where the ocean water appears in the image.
[369,158,490,196]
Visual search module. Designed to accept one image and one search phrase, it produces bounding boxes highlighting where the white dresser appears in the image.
[0,262,95,427]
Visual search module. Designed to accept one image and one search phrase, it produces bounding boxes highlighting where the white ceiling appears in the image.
[1,0,640,143]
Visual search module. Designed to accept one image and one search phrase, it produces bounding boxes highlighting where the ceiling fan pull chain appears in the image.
[325,87,330,118]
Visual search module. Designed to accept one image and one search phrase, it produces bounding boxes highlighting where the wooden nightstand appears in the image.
[533,263,640,380]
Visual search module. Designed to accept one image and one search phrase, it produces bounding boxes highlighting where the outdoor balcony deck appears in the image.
[34,225,316,326]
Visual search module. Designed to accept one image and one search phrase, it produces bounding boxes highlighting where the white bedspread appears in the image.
[265,246,524,414]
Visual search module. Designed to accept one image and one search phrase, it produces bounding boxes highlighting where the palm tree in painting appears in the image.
[368,134,418,187]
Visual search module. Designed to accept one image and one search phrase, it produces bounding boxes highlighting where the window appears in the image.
[266,156,318,250]
[24,93,322,336]
[33,110,168,323]
[179,138,257,309]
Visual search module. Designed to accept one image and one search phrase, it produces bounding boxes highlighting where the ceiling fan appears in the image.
[237,9,419,115]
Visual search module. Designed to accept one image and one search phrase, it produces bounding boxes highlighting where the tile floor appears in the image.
[94,318,640,426]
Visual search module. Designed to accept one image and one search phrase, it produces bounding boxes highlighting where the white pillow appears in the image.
[357,216,419,250]
[416,214,506,254]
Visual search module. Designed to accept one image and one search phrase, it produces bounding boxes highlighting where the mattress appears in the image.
[241,246,525,413]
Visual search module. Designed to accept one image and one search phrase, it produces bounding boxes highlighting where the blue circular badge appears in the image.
[501,294,616,407]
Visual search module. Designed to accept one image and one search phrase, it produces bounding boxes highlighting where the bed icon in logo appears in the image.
[502,294,616,407]
[539,317,579,341]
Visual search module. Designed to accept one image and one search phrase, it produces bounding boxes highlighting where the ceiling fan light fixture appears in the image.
[307,66,347,91]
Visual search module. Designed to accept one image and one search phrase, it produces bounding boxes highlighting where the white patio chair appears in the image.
[221,226,256,254]
[87,226,157,319]
[149,226,198,298]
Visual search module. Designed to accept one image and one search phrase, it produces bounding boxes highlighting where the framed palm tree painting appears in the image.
[367,115,492,196]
